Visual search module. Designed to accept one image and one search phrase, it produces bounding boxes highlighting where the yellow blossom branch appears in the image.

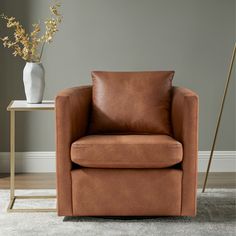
[0,1,62,62]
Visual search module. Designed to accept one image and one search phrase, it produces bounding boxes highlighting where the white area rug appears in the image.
[0,189,235,236]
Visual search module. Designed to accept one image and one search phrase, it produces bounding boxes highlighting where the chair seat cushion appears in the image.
[71,135,183,168]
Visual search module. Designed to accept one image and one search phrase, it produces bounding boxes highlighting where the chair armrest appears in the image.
[171,86,199,216]
[55,86,92,216]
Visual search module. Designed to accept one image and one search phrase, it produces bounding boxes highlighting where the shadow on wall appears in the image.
[0,0,32,152]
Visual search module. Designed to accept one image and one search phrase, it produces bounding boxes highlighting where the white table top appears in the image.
[7,100,55,111]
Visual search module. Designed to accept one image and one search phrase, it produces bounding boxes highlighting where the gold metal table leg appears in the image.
[10,110,15,201]
[7,197,16,212]
[7,110,57,213]
[7,196,57,213]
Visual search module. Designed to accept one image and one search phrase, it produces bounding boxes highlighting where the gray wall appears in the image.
[0,0,235,152]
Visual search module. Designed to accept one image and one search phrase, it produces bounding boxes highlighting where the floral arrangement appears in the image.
[0,1,62,63]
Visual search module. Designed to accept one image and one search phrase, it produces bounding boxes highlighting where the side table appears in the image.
[7,100,56,212]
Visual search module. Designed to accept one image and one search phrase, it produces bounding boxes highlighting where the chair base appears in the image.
[70,168,182,216]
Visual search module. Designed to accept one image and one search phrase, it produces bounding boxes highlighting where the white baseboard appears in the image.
[0,152,56,173]
[198,151,236,172]
[0,151,235,173]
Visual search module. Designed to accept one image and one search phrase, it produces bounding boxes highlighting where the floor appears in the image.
[0,189,235,235]
[0,174,235,235]
[0,172,235,189]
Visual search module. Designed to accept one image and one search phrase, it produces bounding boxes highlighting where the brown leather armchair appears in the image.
[56,71,198,217]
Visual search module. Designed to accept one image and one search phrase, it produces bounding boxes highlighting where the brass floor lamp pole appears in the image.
[202,42,236,193]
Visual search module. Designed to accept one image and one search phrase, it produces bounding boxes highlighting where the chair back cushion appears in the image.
[89,71,174,134]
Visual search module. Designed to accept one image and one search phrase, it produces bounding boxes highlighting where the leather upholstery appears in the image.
[56,86,92,216]
[71,135,183,168]
[89,71,174,135]
[72,168,182,216]
[56,79,198,217]
[171,87,199,216]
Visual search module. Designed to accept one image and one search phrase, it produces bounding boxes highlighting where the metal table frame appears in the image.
[7,100,56,212]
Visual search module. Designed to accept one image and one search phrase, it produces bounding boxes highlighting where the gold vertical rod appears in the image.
[7,197,15,212]
[10,110,15,200]
[202,43,236,193]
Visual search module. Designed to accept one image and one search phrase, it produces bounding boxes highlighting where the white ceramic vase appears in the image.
[23,62,45,104]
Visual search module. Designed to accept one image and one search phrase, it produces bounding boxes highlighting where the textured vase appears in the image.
[23,62,45,104]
